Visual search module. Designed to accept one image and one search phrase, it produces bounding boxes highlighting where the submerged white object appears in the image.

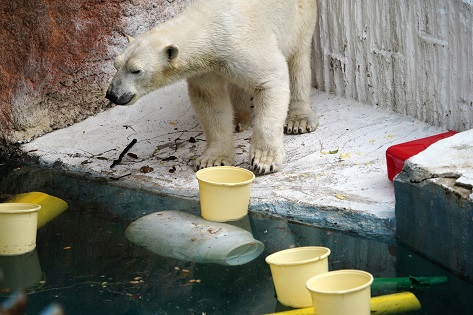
[125,210,264,266]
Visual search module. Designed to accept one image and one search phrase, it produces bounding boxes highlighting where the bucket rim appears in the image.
[306,269,374,295]
[0,203,41,214]
[265,246,331,266]
[196,166,255,186]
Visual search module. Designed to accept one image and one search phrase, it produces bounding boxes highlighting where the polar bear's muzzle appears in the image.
[105,83,135,105]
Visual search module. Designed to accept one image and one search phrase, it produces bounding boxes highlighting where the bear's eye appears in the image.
[130,69,141,74]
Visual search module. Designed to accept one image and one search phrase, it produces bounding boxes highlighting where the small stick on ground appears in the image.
[109,173,132,180]
[110,139,137,168]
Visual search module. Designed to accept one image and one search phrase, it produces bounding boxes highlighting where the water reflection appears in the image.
[0,250,45,295]
[0,163,472,314]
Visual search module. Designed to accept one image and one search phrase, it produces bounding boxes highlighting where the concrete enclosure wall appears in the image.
[313,0,473,132]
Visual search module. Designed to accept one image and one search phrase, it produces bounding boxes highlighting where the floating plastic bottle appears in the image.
[125,210,264,266]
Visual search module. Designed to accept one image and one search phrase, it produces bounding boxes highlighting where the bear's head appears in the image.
[106,35,179,106]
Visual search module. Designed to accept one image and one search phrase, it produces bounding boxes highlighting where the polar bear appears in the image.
[106,0,318,174]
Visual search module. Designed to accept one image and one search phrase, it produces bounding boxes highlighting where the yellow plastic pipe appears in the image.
[370,292,421,314]
[5,192,68,229]
[265,291,421,315]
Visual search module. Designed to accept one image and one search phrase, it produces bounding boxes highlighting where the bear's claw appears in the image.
[250,162,275,175]
[251,161,277,175]
[284,112,319,134]
[250,150,281,174]
[194,155,234,171]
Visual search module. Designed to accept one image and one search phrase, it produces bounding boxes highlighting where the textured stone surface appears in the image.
[403,130,473,186]
[0,0,188,148]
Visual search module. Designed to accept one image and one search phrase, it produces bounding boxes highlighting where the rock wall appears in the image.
[0,0,189,148]
[313,0,473,132]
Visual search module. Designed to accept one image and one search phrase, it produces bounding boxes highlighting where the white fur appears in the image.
[107,0,319,174]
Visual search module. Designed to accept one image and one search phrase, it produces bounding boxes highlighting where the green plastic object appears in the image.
[372,276,448,292]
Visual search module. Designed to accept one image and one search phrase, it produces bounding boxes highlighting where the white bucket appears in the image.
[196,166,255,222]
[306,269,374,315]
[265,246,331,308]
[0,203,41,256]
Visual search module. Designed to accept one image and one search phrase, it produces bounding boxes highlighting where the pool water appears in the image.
[0,162,472,314]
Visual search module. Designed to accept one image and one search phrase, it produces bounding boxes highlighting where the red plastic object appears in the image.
[386,131,458,181]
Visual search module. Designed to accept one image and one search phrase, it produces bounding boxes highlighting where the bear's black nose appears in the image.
[105,84,134,105]
[105,90,118,103]
[105,84,119,103]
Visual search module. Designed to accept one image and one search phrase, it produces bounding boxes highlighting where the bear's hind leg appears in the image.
[187,74,235,170]
[229,84,252,132]
[285,46,319,134]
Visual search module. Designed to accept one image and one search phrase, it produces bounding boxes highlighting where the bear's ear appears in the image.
[126,34,135,43]
[165,44,179,62]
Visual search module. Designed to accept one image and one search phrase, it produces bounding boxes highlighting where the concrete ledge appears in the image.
[20,81,447,241]
[395,130,473,280]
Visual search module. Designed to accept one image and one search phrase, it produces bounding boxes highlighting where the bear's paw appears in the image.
[194,154,235,171]
[284,111,319,135]
[250,147,284,175]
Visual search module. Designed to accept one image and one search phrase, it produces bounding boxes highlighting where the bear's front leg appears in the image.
[187,74,235,170]
[250,70,290,174]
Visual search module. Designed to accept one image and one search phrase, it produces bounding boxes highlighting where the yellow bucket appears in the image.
[6,192,68,229]
[306,269,374,315]
[196,166,255,222]
[0,203,41,255]
[265,247,331,308]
